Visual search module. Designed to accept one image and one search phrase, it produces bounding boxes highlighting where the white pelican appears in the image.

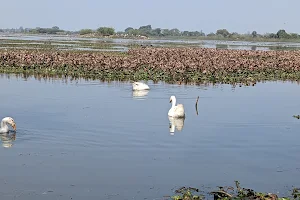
[168,96,185,118]
[0,117,17,133]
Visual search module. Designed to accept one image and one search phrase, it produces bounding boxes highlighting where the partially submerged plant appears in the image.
[171,187,203,200]
[169,181,300,200]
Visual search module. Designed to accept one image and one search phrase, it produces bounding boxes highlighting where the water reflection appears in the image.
[0,133,16,148]
[168,116,185,135]
[132,90,149,99]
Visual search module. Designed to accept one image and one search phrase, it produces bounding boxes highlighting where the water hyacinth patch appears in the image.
[0,47,300,85]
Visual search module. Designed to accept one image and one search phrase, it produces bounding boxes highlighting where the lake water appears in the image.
[2,34,300,51]
[0,74,300,200]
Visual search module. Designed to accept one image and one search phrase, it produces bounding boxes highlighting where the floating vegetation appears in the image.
[168,181,300,200]
[1,47,300,85]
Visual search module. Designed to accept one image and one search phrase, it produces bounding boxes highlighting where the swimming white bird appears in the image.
[132,82,150,91]
[0,117,17,133]
[168,96,185,118]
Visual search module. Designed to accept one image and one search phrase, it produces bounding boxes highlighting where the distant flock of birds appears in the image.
[1,81,185,136]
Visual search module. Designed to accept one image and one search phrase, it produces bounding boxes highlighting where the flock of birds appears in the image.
[0,81,185,136]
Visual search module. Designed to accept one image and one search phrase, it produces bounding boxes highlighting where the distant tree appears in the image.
[139,25,152,31]
[19,26,24,33]
[276,29,290,39]
[125,27,134,32]
[216,29,230,37]
[138,25,152,36]
[229,32,240,38]
[151,28,162,36]
[97,27,115,36]
[251,31,257,38]
[170,28,180,36]
[266,33,277,38]
[161,29,171,36]
[52,26,60,30]
[290,33,299,39]
[207,32,216,37]
[182,31,190,36]
[79,29,93,35]
[128,29,140,36]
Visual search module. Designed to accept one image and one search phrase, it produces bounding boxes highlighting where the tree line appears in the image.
[76,25,300,40]
[1,25,299,40]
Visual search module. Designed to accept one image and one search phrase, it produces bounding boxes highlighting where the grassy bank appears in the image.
[1,47,300,85]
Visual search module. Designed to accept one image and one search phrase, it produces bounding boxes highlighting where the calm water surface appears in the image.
[2,34,300,51]
[0,74,300,200]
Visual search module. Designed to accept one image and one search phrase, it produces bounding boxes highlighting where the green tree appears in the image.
[79,29,93,35]
[290,33,299,39]
[52,26,60,30]
[251,31,257,38]
[97,27,115,36]
[125,27,134,33]
[216,29,230,37]
[152,28,162,36]
[276,29,290,39]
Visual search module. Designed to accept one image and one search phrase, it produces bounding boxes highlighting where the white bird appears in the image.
[168,96,185,118]
[132,82,150,91]
[0,117,17,133]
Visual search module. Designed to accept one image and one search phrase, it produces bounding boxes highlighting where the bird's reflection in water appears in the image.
[0,132,16,148]
[168,116,185,135]
[132,90,149,99]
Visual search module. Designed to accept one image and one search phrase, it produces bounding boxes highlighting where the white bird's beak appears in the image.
[11,123,16,131]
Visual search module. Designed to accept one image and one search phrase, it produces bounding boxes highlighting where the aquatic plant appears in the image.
[1,47,300,85]
[168,181,300,200]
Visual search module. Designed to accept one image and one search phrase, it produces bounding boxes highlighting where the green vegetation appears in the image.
[28,26,65,34]
[2,25,300,42]
[168,181,300,200]
[1,47,300,85]
[79,29,93,35]
[96,27,115,36]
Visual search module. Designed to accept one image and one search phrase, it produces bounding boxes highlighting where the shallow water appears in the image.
[0,74,300,199]
[2,34,300,51]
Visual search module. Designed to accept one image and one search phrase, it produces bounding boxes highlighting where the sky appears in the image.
[0,0,299,34]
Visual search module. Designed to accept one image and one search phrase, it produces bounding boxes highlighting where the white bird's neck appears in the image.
[171,98,176,107]
[0,120,8,132]
[1,120,6,128]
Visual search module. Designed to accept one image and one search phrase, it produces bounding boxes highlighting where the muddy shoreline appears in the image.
[1,47,300,84]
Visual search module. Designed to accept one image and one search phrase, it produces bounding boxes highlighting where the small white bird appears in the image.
[168,96,185,118]
[0,117,17,133]
[132,82,150,91]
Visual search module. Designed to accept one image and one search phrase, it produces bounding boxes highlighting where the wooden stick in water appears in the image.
[195,96,199,115]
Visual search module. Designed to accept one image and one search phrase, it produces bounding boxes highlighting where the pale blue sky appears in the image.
[0,0,298,34]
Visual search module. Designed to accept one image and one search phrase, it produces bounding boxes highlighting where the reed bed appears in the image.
[0,47,300,85]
